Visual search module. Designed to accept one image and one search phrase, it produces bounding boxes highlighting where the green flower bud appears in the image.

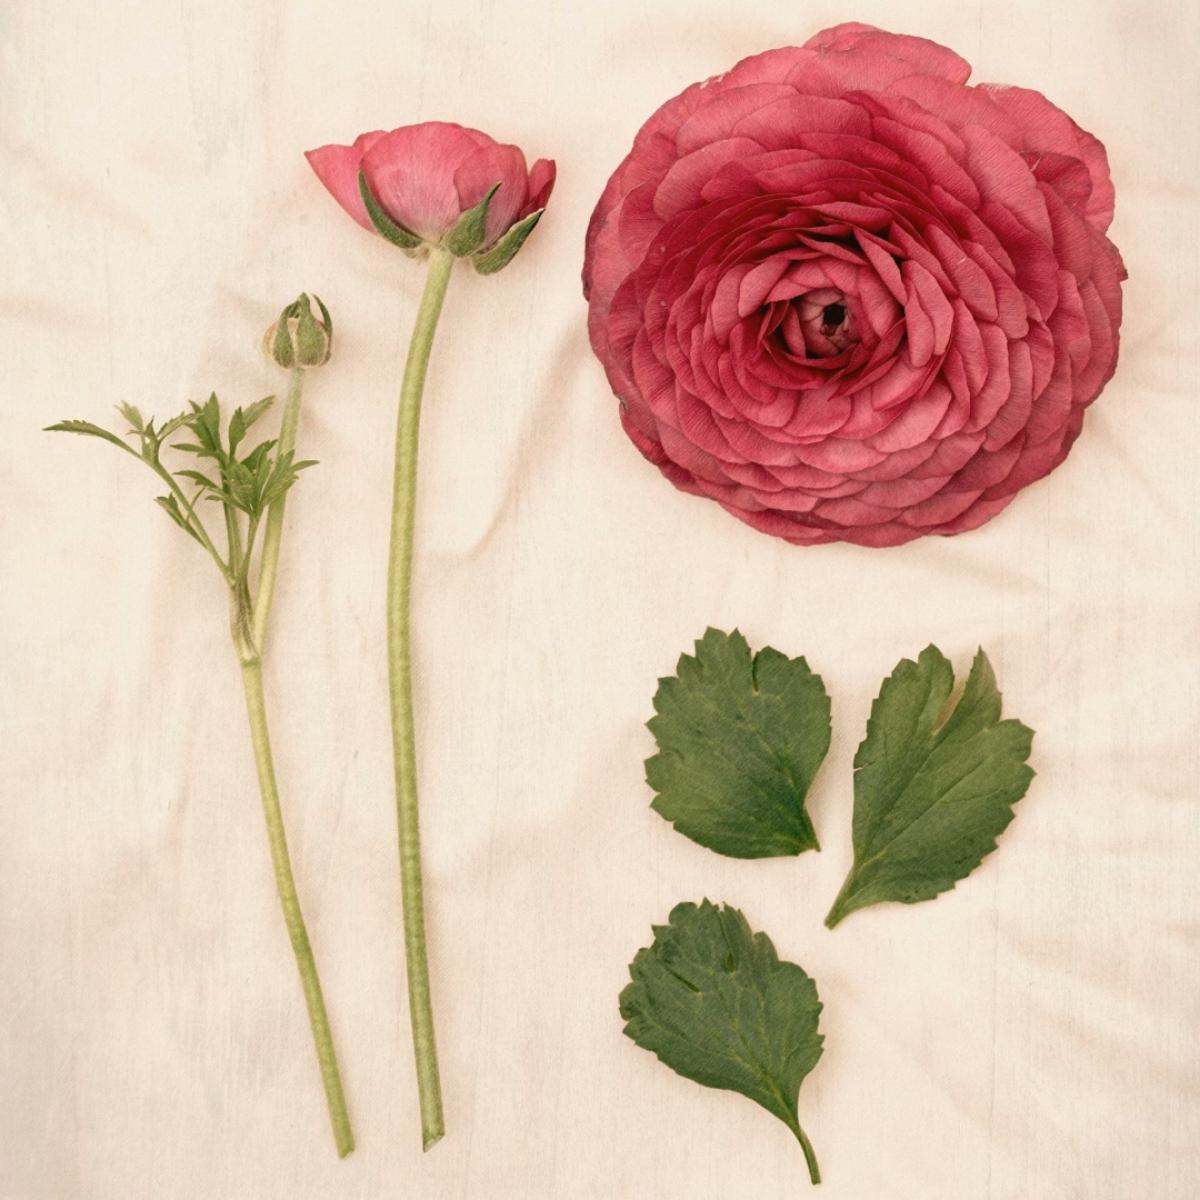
[264,293,333,369]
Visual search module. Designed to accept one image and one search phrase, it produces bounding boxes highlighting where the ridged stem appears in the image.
[238,656,354,1157]
[387,246,454,1150]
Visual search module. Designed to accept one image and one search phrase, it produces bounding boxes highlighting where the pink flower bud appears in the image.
[306,122,555,253]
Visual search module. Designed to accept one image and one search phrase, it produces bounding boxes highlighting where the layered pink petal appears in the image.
[304,130,387,231]
[526,159,557,214]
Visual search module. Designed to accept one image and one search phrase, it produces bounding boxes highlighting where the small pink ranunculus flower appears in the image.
[307,122,555,252]
[583,24,1125,547]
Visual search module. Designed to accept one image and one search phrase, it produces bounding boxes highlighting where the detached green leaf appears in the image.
[826,646,1035,929]
[620,900,824,1184]
[45,420,137,456]
[646,628,830,858]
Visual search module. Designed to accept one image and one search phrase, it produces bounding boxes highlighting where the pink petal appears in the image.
[980,84,1115,231]
[674,83,798,154]
[453,142,530,244]
[803,23,972,84]
[869,382,953,452]
[653,137,764,220]
[361,123,484,239]
[304,130,387,232]
[525,158,557,214]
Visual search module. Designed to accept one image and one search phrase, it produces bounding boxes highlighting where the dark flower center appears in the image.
[821,302,847,332]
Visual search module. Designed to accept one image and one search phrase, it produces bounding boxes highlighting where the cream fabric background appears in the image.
[2,1,1197,1197]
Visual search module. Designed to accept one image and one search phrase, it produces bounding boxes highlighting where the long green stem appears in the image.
[388,246,454,1150]
[239,655,354,1157]
[252,365,304,651]
[235,361,352,1156]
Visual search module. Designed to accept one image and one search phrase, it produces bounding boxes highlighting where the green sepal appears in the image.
[357,169,424,250]
[444,182,501,257]
[272,306,296,368]
[472,208,544,275]
[313,294,333,352]
[293,294,329,365]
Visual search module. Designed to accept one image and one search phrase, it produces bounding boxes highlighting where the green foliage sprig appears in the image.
[49,394,314,657]
[47,294,353,1157]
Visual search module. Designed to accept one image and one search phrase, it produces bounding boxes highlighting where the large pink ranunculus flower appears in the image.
[583,24,1125,547]
[307,122,555,249]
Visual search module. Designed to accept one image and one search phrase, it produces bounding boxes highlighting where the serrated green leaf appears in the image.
[45,420,138,456]
[620,900,824,1184]
[157,412,191,441]
[240,439,275,471]
[646,628,830,858]
[116,402,145,432]
[825,646,1035,929]
[153,494,202,543]
[228,408,249,454]
[184,393,224,456]
[260,453,316,508]
[229,402,275,456]
[136,417,162,464]
[176,468,220,493]
[472,208,543,275]
[244,397,274,426]
[358,169,425,250]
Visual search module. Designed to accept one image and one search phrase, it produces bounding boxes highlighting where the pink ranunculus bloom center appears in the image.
[797,290,858,357]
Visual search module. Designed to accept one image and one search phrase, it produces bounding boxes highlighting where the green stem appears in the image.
[147,459,231,584]
[252,365,305,651]
[790,1117,821,1186]
[388,246,454,1151]
[239,656,355,1158]
[770,1084,820,1184]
